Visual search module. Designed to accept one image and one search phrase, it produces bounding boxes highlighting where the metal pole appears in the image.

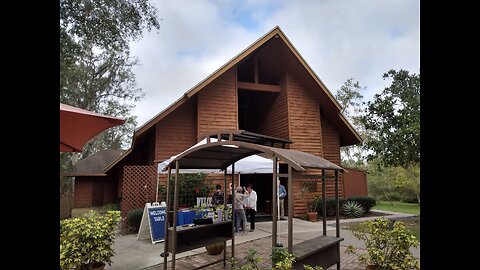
[272,157,278,250]
[231,163,235,260]
[287,165,293,253]
[171,161,180,270]
[162,167,171,269]
[155,169,160,202]
[335,170,339,238]
[322,169,326,236]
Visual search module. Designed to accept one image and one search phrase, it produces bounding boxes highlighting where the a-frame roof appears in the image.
[104,26,362,173]
[135,26,361,142]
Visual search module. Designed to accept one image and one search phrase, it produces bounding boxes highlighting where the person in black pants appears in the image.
[245,184,257,232]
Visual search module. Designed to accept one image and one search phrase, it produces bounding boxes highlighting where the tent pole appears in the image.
[155,168,160,202]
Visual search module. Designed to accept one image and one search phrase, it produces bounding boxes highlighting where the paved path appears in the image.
[107,210,418,270]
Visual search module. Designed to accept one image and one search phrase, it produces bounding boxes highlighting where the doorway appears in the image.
[239,172,288,221]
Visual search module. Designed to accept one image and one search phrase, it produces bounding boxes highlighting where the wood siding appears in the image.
[343,168,368,198]
[197,68,237,137]
[321,116,344,201]
[74,177,93,208]
[155,98,197,162]
[286,73,323,156]
[321,116,340,165]
[258,75,289,139]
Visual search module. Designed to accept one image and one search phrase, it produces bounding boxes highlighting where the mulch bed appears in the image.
[321,210,389,221]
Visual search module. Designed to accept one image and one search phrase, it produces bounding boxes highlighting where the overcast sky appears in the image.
[130,0,419,127]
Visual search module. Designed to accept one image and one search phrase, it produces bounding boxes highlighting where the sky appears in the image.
[130,0,419,127]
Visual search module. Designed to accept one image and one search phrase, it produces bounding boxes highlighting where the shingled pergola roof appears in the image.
[61,149,126,177]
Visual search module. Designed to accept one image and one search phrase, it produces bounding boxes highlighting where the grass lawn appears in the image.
[373,201,420,215]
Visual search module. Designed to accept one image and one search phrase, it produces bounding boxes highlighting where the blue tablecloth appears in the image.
[176,211,196,226]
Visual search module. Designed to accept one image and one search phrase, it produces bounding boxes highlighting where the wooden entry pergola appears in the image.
[161,130,344,270]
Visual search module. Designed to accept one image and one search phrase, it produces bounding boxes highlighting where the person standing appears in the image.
[211,184,224,206]
[278,180,287,218]
[245,184,257,232]
[234,186,249,235]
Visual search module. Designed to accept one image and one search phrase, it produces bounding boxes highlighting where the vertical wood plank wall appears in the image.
[197,68,238,137]
[74,177,93,208]
[257,75,289,139]
[286,73,323,156]
[155,99,197,162]
[343,168,368,198]
[321,116,344,199]
[285,72,326,216]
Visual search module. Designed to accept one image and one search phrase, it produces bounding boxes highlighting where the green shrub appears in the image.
[229,247,263,270]
[304,265,324,270]
[60,210,121,270]
[159,173,213,209]
[271,247,295,270]
[342,201,364,218]
[379,191,403,202]
[315,197,345,216]
[127,208,144,232]
[347,196,376,213]
[346,217,419,270]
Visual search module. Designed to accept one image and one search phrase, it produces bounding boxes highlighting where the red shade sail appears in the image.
[60,103,126,152]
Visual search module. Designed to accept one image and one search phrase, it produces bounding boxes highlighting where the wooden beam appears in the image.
[238,81,281,92]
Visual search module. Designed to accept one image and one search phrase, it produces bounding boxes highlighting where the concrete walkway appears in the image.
[107,211,419,270]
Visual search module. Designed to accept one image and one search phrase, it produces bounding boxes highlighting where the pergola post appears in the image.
[272,157,278,250]
[287,165,293,253]
[335,170,340,270]
[335,170,339,238]
[162,166,171,269]
[223,169,227,267]
[171,161,180,270]
[322,169,326,236]
[231,163,235,260]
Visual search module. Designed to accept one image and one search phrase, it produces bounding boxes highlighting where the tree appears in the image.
[335,78,366,165]
[359,69,420,168]
[60,0,160,155]
[59,0,160,192]
[359,69,420,203]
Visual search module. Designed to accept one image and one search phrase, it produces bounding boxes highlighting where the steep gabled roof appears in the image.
[105,26,362,172]
[61,149,126,176]
[135,26,361,141]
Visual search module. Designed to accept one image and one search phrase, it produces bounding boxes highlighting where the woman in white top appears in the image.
[234,186,249,235]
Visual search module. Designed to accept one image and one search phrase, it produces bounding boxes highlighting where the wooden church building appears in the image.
[68,26,365,218]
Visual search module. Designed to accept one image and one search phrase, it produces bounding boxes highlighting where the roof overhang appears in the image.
[60,173,107,177]
[163,140,344,172]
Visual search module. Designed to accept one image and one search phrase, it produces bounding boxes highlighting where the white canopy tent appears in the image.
[155,138,281,219]
[157,138,277,174]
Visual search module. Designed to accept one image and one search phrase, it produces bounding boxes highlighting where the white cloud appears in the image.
[130,0,419,126]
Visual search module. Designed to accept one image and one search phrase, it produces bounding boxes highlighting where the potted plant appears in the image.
[346,217,420,270]
[306,199,318,222]
[206,242,225,255]
[300,182,318,222]
[60,210,121,270]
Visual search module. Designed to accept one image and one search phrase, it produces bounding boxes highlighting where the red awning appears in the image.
[60,103,125,152]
